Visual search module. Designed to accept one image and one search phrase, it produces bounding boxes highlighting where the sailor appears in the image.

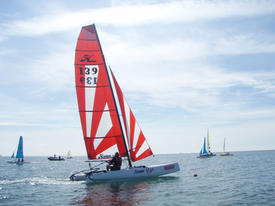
[106,152,122,171]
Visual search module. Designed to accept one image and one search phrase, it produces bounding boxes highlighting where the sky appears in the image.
[1,0,275,157]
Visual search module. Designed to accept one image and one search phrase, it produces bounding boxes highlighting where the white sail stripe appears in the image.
[94,103,112,150]
[85,87,96,138]
[133,122,140,152]
[96,144,118,159]
[124,97,131,147]
[135,140,149,159]
[85,65,99,138]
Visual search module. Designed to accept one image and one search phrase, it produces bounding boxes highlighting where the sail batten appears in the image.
[79,108,115,112]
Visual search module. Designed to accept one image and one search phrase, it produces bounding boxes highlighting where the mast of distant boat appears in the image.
[207,128,211,153]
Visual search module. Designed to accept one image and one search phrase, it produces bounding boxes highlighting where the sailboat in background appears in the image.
[70,24,180,182]
[7,136,24,164]
[8,151,15,162]
[197,129,216,158]
[220,137,233,156]
[67,151,72,159]
[197,137,209,158]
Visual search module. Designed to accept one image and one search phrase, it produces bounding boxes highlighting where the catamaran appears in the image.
[197,129,216,158]
[220,137,233,156]
[7,136,24,164]
[70,24,180,183]
[197,137,209,158]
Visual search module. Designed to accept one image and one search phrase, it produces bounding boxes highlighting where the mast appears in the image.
[93,24,132,168]
[207,128,210,152]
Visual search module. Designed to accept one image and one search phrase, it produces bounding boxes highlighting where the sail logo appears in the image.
[80,54,96,63]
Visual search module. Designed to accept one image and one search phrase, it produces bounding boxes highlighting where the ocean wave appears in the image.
[0,196,8,200]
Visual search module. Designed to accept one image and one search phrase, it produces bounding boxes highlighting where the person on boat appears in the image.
[106,152,122,171]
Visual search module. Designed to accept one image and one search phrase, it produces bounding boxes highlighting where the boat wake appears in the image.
[0,177,82,186]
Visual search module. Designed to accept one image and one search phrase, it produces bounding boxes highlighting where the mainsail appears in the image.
[74,24,152,164]
[16,136,23,159]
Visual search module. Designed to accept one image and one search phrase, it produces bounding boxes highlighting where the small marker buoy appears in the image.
[193,173,198,177]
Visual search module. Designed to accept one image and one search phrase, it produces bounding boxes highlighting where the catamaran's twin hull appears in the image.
[71,162,180,183]
[197,153,216,158]
[7,161,24,165]
[87,162,180,184]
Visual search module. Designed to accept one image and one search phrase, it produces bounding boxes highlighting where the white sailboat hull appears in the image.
[87,162,180,184]
[70,162,180,183]
[7,161,24,165]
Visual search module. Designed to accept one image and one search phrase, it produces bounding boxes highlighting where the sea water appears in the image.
[0,150,275,206]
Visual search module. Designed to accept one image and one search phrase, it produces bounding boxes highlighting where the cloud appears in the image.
[26,43,75,94]
[1,0,275,38]
[100,29,275,110]
[1,0,275,155]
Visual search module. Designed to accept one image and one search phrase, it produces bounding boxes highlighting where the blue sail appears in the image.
[11,152,15,159]
[200,137,208,155]
[15,136,23,159]
[199,148,203,155]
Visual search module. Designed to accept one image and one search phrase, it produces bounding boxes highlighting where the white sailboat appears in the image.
[220,137,233,156]
[70,24,180,183]
[67,151,72,159]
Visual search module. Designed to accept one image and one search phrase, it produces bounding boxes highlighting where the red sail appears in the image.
[111,71,153,162]
[74,25,126,159]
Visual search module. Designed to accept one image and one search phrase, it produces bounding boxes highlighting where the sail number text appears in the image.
[79,65,99,85]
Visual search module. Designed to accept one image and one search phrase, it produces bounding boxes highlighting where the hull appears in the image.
[70,169,93,181]
[220,153,233,156]
[86,162,180,184]
[70,172,87,181]
[197,155,210,158]
[48,157,65,161]
[197,153,216,158]
[70,163,180,183]
[7,161,24,165]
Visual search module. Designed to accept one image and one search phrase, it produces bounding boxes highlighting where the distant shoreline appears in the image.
[1,149,274,157]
